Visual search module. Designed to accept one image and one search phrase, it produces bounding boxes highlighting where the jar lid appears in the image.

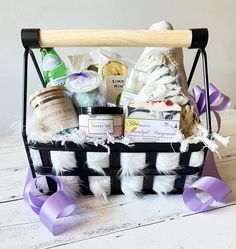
[29,86,67,104]
[79,107,123,115]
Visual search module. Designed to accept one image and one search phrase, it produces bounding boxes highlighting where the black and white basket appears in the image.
[21,28,212,195]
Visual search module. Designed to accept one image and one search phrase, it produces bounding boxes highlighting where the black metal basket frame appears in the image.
[21,28,212,194]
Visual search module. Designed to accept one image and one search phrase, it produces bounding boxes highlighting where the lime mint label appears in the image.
[43,54,61,71]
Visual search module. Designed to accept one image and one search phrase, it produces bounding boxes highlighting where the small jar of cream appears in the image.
[29,86,79,133]
[78,107,124,138]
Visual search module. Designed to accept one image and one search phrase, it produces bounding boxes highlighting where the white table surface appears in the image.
[0,109,236,249]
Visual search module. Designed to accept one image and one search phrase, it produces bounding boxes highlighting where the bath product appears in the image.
[29,86,79,134]
[124,101,181,142]
[99,49,133,104]
[119,68,148,106]
[78,107,124,138]
[66,71,106,108]
[134,21,190,106]
[67,49,100,73]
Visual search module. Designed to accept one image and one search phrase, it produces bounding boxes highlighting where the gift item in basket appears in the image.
[124,101,181,142]
[78,106,123,138]
[65,70,106,108]
[67,49,100,73]
[99,49,133,104]
[41,48,68,87]
[134,21,189,106]
[29,86,79,133]
[119,68,148,106]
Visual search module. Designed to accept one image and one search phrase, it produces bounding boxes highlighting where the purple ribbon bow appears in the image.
[183,83,231,212]
[192,83,231,132]
[23,170,76,235]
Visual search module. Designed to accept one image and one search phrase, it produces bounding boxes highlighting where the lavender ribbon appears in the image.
[183,151,231,212]
[183,83,231,212]
[23,170,76,235]
[192,83,231,132]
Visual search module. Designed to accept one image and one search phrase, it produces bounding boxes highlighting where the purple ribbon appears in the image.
[23,170,76,235]
[183,83,231,212]
[192,83,231,132]
[183,151,231,212]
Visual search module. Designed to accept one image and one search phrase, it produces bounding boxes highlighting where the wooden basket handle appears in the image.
[21,29,208,49]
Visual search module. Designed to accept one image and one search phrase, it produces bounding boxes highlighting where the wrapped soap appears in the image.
[67,49,100,73]
[124,100,181,142]
[65,71,106,108]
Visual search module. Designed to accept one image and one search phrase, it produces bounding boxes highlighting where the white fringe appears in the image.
[156,153,180,173]
[88,176,110,203]
[121,176,143,199]
[120,153,146,176]
[152,175,176,194]
[51,151,77,175]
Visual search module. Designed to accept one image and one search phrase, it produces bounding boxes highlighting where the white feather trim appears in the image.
[152,175,176,194]
[35,175,80,198]
[51,151,77,175]
[120,153,146,176]
[27,116,54,143]
[184,174,199,189]
[89,176,110,202]
[121,176,143,199]
[30,149,42,168]
[61,176,80,198]
[189,151,205,167]
[156,153,180,173]
[86,152,109,175]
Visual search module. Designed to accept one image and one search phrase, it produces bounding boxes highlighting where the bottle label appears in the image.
[43,54,61,71]
[47,76,67,87]
[105,75,125,103]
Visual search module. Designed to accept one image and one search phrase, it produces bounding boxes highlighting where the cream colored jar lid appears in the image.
[29,86,67,104]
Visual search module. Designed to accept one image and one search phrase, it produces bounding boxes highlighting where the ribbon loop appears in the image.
[23,171,76,235]
[183,176,231,212]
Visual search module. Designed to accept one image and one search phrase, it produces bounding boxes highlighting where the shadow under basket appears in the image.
[28,141,208,195]
[21,28,212,196]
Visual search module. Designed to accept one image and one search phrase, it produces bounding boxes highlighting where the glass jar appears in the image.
[29,86,79,133]
[78,107,124,138]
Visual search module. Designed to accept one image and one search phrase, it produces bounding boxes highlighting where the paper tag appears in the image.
[125,118,180,142]
[106,75,125,103]
[88,119,114,134]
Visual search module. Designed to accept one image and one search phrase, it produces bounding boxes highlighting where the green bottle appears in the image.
[40,48,68,87]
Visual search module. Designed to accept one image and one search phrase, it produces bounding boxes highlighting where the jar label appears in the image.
[34,97,78,133]
[88,119,114,134]
[43,54,61,71]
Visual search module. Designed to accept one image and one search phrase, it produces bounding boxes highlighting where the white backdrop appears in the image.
[0,0,236,136]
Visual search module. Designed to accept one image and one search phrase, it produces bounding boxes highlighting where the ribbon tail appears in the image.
[39,190,76,235]
[183,150,231,212]
[201,150,221,179]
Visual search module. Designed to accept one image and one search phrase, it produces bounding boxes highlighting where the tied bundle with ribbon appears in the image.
[183,83,232,212]
[23,170,76,235]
